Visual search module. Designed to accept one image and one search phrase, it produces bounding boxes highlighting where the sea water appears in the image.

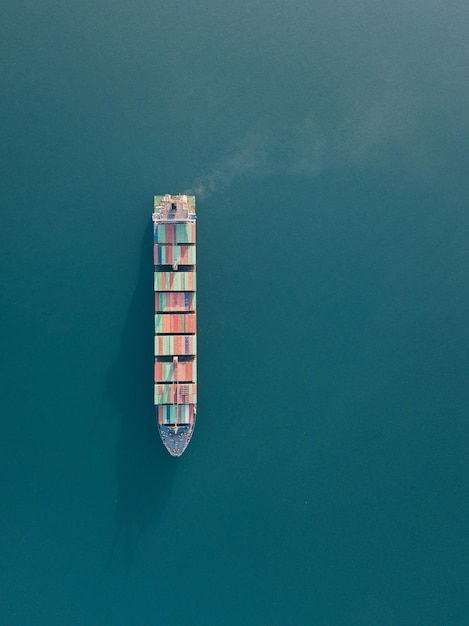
[1,1,469,624]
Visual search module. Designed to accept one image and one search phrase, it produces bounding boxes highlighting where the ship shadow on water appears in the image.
[107,222,176,568]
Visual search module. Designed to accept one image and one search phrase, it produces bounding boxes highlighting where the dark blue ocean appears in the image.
[1,1,469,624]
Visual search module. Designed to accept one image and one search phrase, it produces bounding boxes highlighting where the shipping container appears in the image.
[154,313,196,334]
[154,334,197,356]
[155,292,196,312]
[154,244,196,266]
[154,271,196,292]
[153,222,196,244]
[154,383,197,405]
[154,360,197,383]
[157,404,195,425]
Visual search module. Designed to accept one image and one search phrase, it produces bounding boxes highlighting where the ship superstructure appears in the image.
[153,194,197,456]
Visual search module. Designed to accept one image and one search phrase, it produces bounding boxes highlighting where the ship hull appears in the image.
[157,416,196,457]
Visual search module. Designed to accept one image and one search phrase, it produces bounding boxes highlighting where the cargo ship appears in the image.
[153,194,197,456]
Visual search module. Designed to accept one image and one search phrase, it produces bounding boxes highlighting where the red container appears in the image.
[164,225,176,244]
[179,246,190,264]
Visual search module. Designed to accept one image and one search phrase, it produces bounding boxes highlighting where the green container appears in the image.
[175,223,194,243]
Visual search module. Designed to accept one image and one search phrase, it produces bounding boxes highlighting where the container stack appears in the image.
[153,194,197,456]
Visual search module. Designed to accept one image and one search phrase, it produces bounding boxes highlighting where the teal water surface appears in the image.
[1,1,469,624]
